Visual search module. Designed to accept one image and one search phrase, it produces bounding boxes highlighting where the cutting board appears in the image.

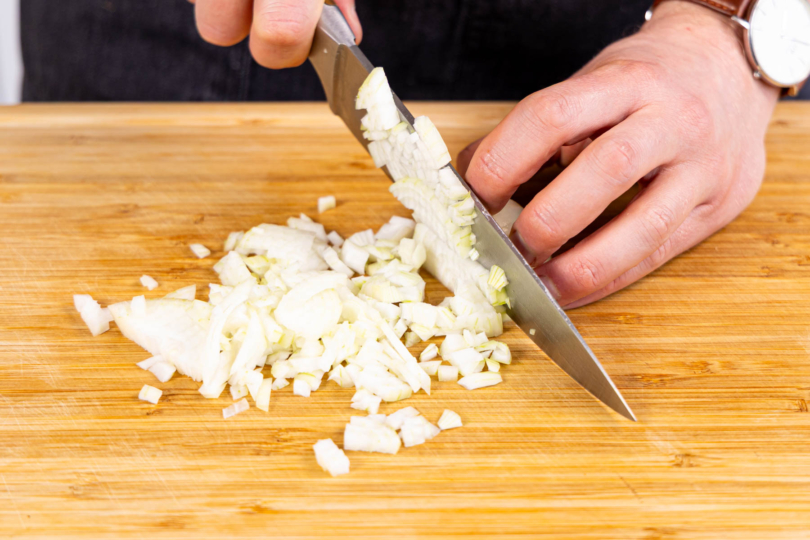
[1,103,810,539]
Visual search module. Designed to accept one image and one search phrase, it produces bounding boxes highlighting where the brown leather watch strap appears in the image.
[653,0,753,17]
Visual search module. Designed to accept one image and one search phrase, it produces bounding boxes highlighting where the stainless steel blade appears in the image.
[309,4,636,421]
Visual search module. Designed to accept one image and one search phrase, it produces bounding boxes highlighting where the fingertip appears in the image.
[250,0,321,69]
[195,0,252,47]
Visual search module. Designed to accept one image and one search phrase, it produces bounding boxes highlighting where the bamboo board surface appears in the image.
[1,102,810,539]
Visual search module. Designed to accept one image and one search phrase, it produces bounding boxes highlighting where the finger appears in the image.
[534,163,713,307]
[464,64,650,212]
[195,0,253,46]
[456,137,483,178]
[333,0,363,44]
[560,139,591,167]
[512,108,681,266]
[250,0,324,69]
[562,205,718,309]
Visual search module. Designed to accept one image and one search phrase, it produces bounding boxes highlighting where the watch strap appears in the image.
[652,0,753,18]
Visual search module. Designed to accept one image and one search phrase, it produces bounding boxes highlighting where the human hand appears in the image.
[457,1,779,309]
[188,0,362,68]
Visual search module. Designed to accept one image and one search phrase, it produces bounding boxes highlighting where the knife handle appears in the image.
[310,2,359,114]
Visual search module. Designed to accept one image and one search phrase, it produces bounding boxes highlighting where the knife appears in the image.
[308,2,636,421]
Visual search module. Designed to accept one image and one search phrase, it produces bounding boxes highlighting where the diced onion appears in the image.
[318,195,337,214]
[327,231,344,247]
[418,360,441,376]
[419,343,438,362]
[313,438,350,477]
[437,365,458,382]
[138,384,162,404]
[140,275,159,290]
[437,409,462,430]
[223,398,249,419]
[73,294,112,336]
[190,243,211,259]
[458,372,502,390]
[344,420,401,454]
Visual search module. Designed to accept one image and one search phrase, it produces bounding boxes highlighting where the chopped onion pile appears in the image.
[73,67,523,476]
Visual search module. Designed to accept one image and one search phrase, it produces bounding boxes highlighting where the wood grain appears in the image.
[1,102,810,539]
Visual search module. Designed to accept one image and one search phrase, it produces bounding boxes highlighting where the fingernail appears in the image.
[510,229,538,267]
[537,274,561,301]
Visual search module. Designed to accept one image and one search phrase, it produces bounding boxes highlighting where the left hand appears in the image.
[457,1,779,309]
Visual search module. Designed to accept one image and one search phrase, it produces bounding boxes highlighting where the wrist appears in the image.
[644,0,780,105]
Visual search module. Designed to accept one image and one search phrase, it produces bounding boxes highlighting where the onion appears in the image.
[418,360,441,376]
[327,231,344,247]
[140,275,159,291]
[437,365,458,382]
[458,372,502,390]
[419,343,438,362]
[190,243,211,259]
[343,419,401,454]
[313,438,350,477]
[74,294,113,336]
[437,409,462,430]
[222,398,249,419]
[318,195,337,214]
[138,384,162,404]
[384,406,420,430]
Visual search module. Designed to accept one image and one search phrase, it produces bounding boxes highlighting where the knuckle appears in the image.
[646,236,675,270]
[600,59,663,90]
[589,137,640,187]
[568,256,605,293]
[677,94,714,140]
[523,90,580,134]
[640,204,679,248]
[474,147,512,191]
[527,204,567,248]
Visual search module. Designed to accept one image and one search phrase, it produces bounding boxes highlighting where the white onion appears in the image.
[327,230,344,247]
[437,409,462,430]
[222,398,249,419]
[313,438,350,476]
[437,365,458,382]
[458,372,502,390]
[419,343,438,362]
[140,275,159,291]
[190,243,211,259]
[317,195,337,214]
[418,360,441,376]
[73,294,112,336]
[138,384,162,404]
[343,420,401,454]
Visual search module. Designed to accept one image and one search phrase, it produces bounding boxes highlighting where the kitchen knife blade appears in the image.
[308,3,636,421]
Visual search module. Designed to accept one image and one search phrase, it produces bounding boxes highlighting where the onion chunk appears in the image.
[313,438,350,476]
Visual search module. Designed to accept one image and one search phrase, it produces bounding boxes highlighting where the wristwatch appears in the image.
[648,0,810,96]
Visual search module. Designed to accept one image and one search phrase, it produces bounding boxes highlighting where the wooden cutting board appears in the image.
[1,102,810,539]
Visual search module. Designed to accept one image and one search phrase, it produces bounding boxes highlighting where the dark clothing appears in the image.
[21,0,650,102]
[20,0,810,102]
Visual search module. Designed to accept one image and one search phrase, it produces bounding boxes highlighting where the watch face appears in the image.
[749,0,810,87]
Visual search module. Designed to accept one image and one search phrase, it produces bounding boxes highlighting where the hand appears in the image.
[188,0,362,68]
[457,1,779,309]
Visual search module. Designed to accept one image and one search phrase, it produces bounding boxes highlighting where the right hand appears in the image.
[188,0,362,69]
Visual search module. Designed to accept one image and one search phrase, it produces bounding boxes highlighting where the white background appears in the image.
[0,0,22,105]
